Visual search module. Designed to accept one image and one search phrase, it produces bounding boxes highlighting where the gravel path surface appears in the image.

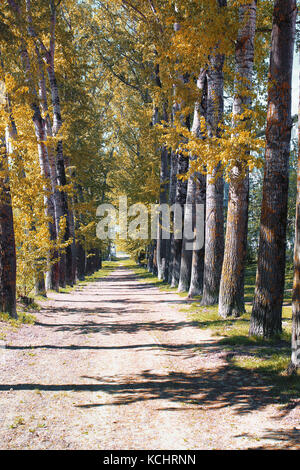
[0,266,299,449]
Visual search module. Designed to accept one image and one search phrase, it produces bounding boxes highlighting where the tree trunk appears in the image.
[148,242,155,274]
[0,139,16,318]
[76,242,86,281]
[17,0,61,291]
[289,52,300,373]
[250,0,297,337]
[168,18,190,287]
[201,168,224,305]
[66,199,76,286]
[219,1,257,318]
[188,71,207,298]
[167,151,178,284]
[34,44,60,292]
[41,0,75,286]
[201,53,225,306]
[188,173,206,298]
[152,89,170,282]
[170,153,188,287]
[8,0,70,292]
[85,252,93,276]
[38,66,65,289]
[219,168,249,316]
[32,104,58,295]
[152,239,158,276]
[47,65,72,287]
[74,185,86,282]
[35,271,46,297]
[178,71,207,294]
[14,0,61,292]
[178,168,194,292]
[156,145,170,280]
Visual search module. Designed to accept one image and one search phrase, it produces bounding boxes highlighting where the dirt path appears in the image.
[0,266,299,449]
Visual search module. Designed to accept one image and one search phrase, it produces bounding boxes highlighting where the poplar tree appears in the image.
[250,0,297,337]
[219,1,257,318]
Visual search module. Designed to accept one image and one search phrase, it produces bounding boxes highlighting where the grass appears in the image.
[0,292,44,334]
[19,299,41,311]
[189,306,297,386]
[187,265,300,395]
[10,416,25,429]
[122,257,300,396]
[0,311,36,328]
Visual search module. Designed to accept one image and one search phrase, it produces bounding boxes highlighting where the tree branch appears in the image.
[122,0,147,21]
[25,0,50,62]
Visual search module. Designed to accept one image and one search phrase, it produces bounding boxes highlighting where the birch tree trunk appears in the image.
[9,0,62,291]
[218,1,257,318]
[36,0,76,287]
[250,0,297,337]
[167,150,178,283]
[154,97,170,281]
[188,173,206,297]
[289,50,300,373]
[168,18,189,287]
[188,71,207,298]
[35,50,67,288]
[32,109,51,298]
[178,78,206,293]
[177,167,194,292]
[2,22,52,297]
[35,45,60,291]
[201,53,225,306]
[29,49,56,296]
[47,64,73,287]
[170,153,188,287]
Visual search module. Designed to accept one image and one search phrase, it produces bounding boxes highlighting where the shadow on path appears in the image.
[1,359,298,418]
